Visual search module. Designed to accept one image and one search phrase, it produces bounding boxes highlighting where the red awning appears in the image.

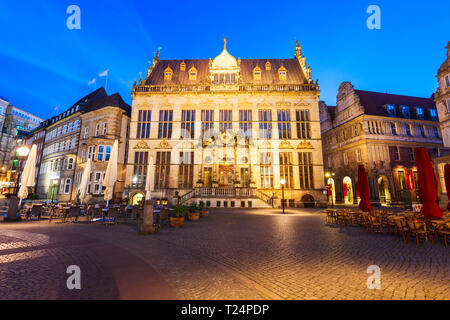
[415,148,443,219]
[357,165,372,212]
[444,164,450,211]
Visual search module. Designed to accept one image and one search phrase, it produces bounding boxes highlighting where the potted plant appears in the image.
[170,204,186,228]
[187,203,200,221]
[199,201,209,217]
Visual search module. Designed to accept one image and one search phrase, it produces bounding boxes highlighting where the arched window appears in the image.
[188,66,197,80]
[253,66,262,80]
[278,66,287,80]
[164,66,173,81]
[180,61,186,71]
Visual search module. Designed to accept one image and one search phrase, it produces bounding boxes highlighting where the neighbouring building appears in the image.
[433,41,450,207]
[320,82,444,206]
[37,87,130,203]
[0,97,43,191]
[126,39,326,208]
[72,92,130,203]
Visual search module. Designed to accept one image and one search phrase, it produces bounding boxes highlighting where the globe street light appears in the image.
[14,146,30,196]
[280,178,286,214]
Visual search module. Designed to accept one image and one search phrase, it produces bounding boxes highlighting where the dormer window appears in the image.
[402,105,410,118]
[265,61,271,71]
[386,104,396,116]
[253,66,262,80]
[430,108,438,121]
[416,107,424,120]
[278,66,287,80]
[164,66,173,81]
[180,61,186,71]
[188,66,197,80]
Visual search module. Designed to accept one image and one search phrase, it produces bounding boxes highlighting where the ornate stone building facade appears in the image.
[432,42,450,207]
[321,82,443,206]
[126,40,326,208]
[37,88,130,203]
[0,97,43,184]
[71,93,130,203]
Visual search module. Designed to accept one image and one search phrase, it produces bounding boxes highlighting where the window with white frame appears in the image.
[68,158,74,170]
[103,122,107,135]
[98,146,105,161]
[64,178,71,194]
[95,124,100,136]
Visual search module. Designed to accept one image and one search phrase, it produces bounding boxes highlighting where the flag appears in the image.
[54,106,59,111]
[88,78,96,85]
[99,69,109,77]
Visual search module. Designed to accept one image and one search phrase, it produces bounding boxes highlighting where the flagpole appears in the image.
[105,75,108,91]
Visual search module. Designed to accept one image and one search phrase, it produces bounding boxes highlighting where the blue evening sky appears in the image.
[0,0,449,120]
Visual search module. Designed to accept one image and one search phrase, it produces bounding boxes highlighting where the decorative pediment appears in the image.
[257,102,273,108]
[297,141,314,149]
[294,101,311,108]
[134,141,150,150]
[276,101,292,107]
[258,140,272,149]
[279,140,294,149]
[156,140,172,149]
[179,141,195,149]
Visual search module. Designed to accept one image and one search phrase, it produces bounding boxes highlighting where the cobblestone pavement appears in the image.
[1,208,448,300]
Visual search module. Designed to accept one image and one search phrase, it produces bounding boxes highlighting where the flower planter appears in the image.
[200,209,209,217]
[188,212,200,221]
[170,216,185,228]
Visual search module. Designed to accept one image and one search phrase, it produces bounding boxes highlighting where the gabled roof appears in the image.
[355,90,437,120]
[144,58,308,86]
[146,59,210,85]
[83,93,131,116]
[240,59,307,85]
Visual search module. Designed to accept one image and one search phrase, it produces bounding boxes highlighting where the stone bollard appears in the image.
[6,197,21,222]
[139,200,158,235]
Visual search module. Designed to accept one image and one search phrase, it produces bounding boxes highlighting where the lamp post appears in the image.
[280,178,286,214]
[14,146,30,196]
[325,171,335,209]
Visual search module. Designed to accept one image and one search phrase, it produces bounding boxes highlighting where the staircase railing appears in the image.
[253,189,273,207]
[179,187,273,207]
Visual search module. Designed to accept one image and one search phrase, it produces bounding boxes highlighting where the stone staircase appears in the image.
[179,187,273,208]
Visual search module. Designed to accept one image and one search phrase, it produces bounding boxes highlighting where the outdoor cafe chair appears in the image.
[366,214,382,233]
[394,218,409,242]
[30,205,43,221]
[68,206,81,223]
[104,207,118,226]
[435,223,450,248]
[406,219,429,246]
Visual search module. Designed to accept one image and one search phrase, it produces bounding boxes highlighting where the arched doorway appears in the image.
[343,176,353,204]
[301,194,315,208]
[327,178,336,205]
[132,193,144,205]
[377,175,391,206]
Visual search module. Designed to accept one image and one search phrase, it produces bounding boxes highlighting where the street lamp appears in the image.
[14,146,30,196]
[280,178,286,214]
[17,146,30,157]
